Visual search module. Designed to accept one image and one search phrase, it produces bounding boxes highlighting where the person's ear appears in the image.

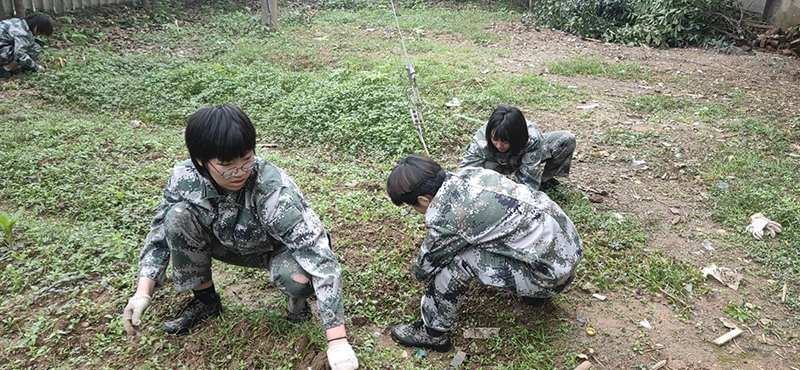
[416,195,432,207]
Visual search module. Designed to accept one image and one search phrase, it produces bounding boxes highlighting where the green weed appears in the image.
[0,208,23,246]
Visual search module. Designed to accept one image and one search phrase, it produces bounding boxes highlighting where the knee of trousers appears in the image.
[163,202,204,239]
[272,265,314,299]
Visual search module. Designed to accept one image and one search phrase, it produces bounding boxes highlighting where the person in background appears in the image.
[459,104,576,193]
[0,13,53,79]
[121,105,358,370]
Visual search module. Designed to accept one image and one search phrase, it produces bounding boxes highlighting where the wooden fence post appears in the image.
[261,0,277,30]
[12,0,25,17]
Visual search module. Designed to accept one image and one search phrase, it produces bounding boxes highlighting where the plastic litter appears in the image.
[463,327,499,339]
[449,351,468,368]
[701,239,715,251]
[701,264,742,290]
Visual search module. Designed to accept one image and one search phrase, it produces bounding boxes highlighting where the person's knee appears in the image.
[291,274,309,284]
[163,202,200,235]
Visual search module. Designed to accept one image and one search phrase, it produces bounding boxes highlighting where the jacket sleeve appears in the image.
[260,185,344,330]
[459,139,488,169]
[12,33,39,70]
[459,125,490,169]
[513,130,545,191]
[414,226,470,284]
[136,177,182,288]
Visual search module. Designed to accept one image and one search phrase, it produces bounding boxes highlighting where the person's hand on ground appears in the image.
[122,294,151,337]
[327,342,359,370]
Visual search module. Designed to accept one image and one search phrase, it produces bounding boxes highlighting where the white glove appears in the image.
[745,213,782,240]
[327,343,359,370]
[122,294,151,336]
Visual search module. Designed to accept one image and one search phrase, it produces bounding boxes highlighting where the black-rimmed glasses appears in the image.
[208,160,256,179]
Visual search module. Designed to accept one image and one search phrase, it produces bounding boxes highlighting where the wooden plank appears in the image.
[52,0,62,13]
[650,360,667,370]
[42,0,51,12]
[62,0,71,11]
[0,0,7,19]
[33,0,44,12]
[574,361,592,370]
[713,328,743,346]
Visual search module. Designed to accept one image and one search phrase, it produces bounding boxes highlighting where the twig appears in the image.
[629,271,689,308]
[782,283,787,303]
[592,355,605,368]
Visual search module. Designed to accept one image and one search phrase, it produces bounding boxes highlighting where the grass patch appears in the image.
[546,57,649,81]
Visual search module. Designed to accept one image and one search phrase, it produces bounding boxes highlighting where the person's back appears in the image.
[418,167,582,289]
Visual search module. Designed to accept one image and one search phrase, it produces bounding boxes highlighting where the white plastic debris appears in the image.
[639,319,652,330]
[701,264,742,290]
[577,103,599,109]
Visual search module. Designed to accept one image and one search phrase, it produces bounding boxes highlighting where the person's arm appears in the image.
[514,131,545,191]
[459,127,490,169]
[260,180,345,331]
[11,33,40,70]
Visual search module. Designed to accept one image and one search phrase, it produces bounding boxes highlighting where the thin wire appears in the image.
[388,0,430,155]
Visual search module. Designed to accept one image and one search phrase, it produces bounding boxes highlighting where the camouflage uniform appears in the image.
[137,158,344,330]
[416,168,583,332]
[459,121,576,191]
[0,18,41,70]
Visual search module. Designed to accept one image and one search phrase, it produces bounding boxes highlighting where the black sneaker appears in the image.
[1,69,10,80]
[161,298,222,335]
[391,321,451,352]
[538,178,561,192]
[286,298,312,323]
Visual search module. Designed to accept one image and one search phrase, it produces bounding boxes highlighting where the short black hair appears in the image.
[386,154,446,206]
[486,105,529,156]
[25,13,53,37]
[185,105,257,179]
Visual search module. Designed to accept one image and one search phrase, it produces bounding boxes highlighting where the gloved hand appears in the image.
[122,294,151,337]
[745,213,782,240]
[327,343,359,370]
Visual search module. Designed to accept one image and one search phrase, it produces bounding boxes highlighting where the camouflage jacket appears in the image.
[459,121,544,190]
[416,168,583,289]
[0,18,40,70]
[138,157,344,329]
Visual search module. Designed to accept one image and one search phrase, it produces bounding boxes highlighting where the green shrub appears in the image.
[526,0,743,48]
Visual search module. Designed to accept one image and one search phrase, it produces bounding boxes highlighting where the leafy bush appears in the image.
[33,54,431,157]
[526,0,743,48]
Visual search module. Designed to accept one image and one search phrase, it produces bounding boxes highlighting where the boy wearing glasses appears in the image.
[122,105,358,370]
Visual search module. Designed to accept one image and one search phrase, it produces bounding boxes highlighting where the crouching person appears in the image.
[386,154,583,352]
[1,14,53,79]
[121,105,358,370]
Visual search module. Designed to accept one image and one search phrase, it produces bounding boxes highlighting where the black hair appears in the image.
[486,105,529,156]
[25,13,53,37]
[185,105,257,179]
[386,154,446,206]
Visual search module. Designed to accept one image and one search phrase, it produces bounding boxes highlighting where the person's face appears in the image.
[490,131,510,153]
[200,150,256,195]
[412,196,432,215]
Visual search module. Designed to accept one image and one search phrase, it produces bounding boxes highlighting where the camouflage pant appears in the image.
[0,42,41,66]
[540,131,575,178]
[162,202,314,302]
[421,246,574,332]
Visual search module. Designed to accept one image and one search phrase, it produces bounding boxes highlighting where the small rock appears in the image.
[589,194,604,203]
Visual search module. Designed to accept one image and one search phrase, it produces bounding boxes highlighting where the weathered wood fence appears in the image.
[1,0,135,18]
